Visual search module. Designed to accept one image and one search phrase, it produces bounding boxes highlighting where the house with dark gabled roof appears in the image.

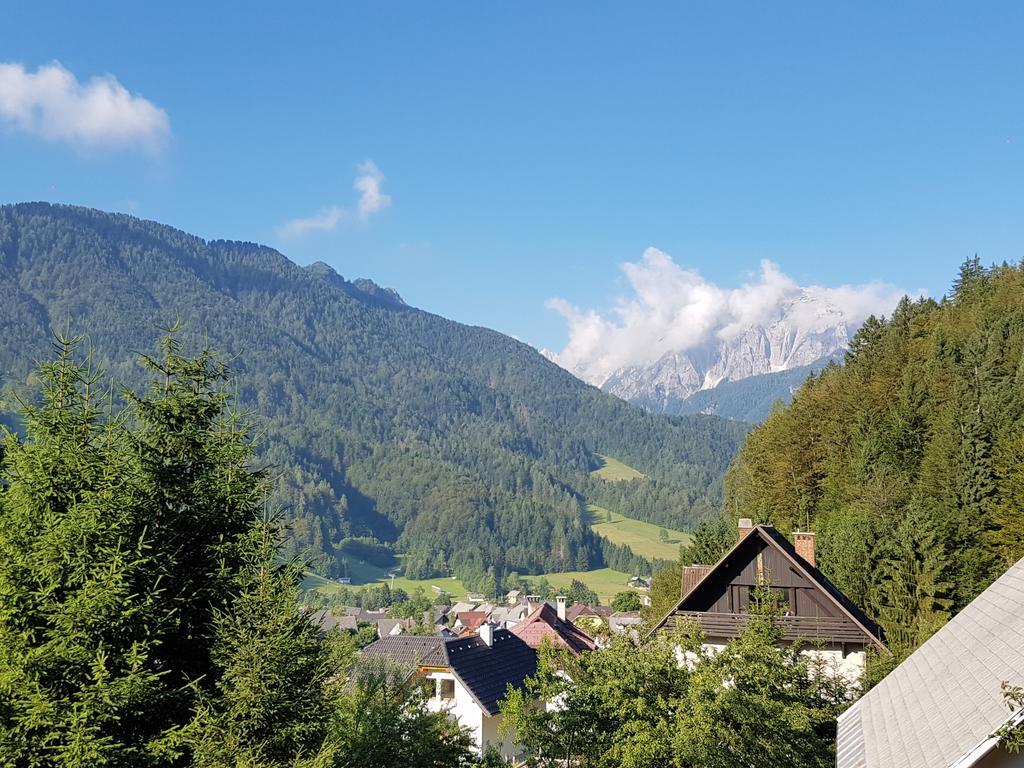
[360,624,537,760]
[648,519,886,681]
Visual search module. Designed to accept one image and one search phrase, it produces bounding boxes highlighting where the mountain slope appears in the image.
[0,203,748,589]
[601,292,852,411]
[666,353,843,423]
[726,260,1024,652]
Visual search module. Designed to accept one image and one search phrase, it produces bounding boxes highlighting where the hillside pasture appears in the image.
[586,504,693,562]
[590,454,647,481]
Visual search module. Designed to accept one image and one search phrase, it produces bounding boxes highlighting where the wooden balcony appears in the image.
[664,611,869,645]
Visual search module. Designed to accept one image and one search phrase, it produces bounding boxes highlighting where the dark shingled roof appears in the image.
[361,635,447,668]
[360,629,537,716]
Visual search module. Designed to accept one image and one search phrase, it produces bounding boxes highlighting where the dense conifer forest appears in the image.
[0,203,747,590]
[725,258,1024,657]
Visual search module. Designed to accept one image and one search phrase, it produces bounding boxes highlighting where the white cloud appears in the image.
[546,247,911,385]
[276,206,346,239]
[354,160,391,219]
[277,161,390,238]
[0,61,169,151]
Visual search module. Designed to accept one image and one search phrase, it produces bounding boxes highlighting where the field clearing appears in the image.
[528,568,635,604]
[586,504,693,562]
[590,454,647,482]
[304,566,631,606]
[303,569,470,600]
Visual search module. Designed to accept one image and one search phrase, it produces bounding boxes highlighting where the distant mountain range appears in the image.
[601,292,853,419]
[0,203,748,590]
[664,353,843,422]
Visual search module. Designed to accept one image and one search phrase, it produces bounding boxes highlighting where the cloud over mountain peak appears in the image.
[546,248,910,387]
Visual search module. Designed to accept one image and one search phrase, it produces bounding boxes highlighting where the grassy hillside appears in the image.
[529,568,635,604]
[586,504,692,562]
[591,454,648,481]
[0,203,747,594]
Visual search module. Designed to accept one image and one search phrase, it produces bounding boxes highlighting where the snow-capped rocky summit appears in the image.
[600,290,852,411]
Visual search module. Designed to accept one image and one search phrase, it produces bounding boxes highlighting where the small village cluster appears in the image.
[312,520,1024,767]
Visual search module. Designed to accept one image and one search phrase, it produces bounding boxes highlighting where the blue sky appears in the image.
[2,3,1023,355]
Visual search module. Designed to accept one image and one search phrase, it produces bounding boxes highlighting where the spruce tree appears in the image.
[0,334,171,766]
[186,519,334,768]
[127,334,270,728]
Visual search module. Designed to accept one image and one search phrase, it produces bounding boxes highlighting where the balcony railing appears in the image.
[665,611,868,645]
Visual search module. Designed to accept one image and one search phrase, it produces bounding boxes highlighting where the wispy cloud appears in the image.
[276,206,347,239]
[277,161,391,238]
[546,248,912,385]
[0,61,170,151]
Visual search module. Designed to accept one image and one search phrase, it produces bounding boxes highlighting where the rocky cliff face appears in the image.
[601,291,852,411]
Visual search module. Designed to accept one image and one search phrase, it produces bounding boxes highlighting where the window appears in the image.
[439,678,455,701]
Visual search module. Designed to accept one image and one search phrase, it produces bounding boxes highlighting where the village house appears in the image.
[565,603,612,635]
[607,611,643,640]
[308,609,358,638]
[487,602,532,629]
[648,519,886,681]
[360,624,537,760]
[510,597,598,654]
[837,556,1024,768]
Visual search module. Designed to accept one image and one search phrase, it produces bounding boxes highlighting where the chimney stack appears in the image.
[556,596,567,622]
[479,622,495,647]
[794,531,816,568]
[738,518,754,540]
[682,565,712,597]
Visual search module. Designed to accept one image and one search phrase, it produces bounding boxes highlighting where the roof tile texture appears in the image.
[838,557,1024,768]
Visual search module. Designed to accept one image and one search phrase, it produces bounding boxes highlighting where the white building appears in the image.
[360,624,537,760]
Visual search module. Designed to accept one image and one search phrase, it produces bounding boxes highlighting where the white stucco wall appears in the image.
[672,642,865,688]
[423,670,522,761]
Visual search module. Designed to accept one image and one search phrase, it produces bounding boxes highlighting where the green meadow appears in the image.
[586,504,693,562]
[590,454,647,482]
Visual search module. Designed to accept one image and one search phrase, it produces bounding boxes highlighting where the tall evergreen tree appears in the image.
[186,519,334,768]
[0,334,171,766]
[127,334,270,730]
[869,506,952,655]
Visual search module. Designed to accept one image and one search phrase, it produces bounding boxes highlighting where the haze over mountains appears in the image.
[0,203,747,591]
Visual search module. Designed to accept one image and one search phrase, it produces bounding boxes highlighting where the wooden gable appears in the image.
[651,526,885,650]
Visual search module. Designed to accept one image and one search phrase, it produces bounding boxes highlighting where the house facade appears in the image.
[360,625,537,760]
[649,519,886,682]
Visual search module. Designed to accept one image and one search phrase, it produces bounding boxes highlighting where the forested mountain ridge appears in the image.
[725,257,1024,655]
[0,202,748,590]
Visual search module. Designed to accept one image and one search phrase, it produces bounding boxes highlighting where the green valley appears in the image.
[0,204,747,597]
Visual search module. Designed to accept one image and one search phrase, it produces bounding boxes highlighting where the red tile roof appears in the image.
[510,603,598,654]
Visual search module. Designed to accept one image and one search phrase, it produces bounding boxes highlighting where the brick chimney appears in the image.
[681,565,712,597]
[738,518,754,540]
[794,531,816,568]
[556,595,567,622]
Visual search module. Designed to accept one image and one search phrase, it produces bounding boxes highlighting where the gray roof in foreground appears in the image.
[837,557,1024,768]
